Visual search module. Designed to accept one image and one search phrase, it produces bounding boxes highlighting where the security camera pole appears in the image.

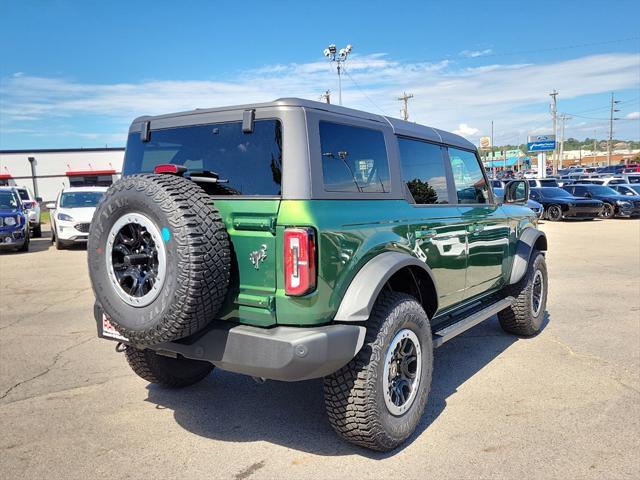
[324,44,352,105]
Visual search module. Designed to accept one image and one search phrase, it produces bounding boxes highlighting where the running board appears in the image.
[432,296,514,348]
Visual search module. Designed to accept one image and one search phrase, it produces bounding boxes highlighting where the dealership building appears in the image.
[0,147,124,202]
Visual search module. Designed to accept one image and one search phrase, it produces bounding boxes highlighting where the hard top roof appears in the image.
[131,97,475,150]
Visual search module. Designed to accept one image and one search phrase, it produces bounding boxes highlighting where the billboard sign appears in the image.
[479,136,491,151]
[527,134,556,152]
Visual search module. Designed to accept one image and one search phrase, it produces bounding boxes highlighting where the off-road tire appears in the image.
[546,204,563,221]
[124,346,214,388]
[498,251,548,336]
[88,174,231,345]
[323,292,433,452]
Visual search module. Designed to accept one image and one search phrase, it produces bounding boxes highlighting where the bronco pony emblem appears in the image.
[249,244,268,270]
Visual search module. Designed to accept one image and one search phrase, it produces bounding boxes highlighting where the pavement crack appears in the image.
[545,335,608,364]
[0,336,94,401]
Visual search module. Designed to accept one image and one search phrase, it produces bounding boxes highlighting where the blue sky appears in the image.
[1,0,639,149]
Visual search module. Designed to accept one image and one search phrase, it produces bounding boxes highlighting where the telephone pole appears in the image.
[397,92,414,121]
[320,90,331,104]
[491,120,495,178]
[549,90,558,174]
[558,114,571,170]
[607,92,621,166]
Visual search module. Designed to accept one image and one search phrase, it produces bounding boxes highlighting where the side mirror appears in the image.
[45,202,56,209]
[504,180,529,204]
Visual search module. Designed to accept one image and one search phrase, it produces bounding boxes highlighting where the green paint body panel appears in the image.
[212,198,535,328]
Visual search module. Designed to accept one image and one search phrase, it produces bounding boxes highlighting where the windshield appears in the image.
[123,120,283,196]
[0,191,19,209]
[60,191,104,208]
[539,188,573,198]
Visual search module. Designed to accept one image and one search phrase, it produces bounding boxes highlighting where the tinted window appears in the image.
[124,120,283,196]
[398,138,448,204]
[17,189,29,200]
[539,179,559,187]
[60,191,104,208]
[320,122,390,193]
[69,175,113,187]
[0,191,19,209]
[447,147,489,204]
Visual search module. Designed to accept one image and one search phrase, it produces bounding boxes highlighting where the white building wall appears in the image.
[0,149,124,201]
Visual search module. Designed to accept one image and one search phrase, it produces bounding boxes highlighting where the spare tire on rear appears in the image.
[88,174,231,345]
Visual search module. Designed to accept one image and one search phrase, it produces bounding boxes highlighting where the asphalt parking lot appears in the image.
[1,219,639,479]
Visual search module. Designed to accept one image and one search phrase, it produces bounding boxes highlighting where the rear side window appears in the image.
[447,147,490,204]
[319,122,390,193]
[398,138,449,204]
[17,189,29,200]
[123,120,283,196]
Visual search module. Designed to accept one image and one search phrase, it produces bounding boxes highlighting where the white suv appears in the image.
[47,187,107,249]
[16,186,42,237]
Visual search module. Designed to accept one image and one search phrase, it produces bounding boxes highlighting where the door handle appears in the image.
[416,229,437,239]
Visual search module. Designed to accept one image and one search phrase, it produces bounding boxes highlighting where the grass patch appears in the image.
[40,211,50,224]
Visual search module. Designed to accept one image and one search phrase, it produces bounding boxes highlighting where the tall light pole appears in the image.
[324,44,352,105]
[607,92,621,167]
[558,113,571,170]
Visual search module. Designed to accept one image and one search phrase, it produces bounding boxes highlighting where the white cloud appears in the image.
[1,52,639,147]
[460,49,493,58]
[454,123,480,136]
[626,111,640,120]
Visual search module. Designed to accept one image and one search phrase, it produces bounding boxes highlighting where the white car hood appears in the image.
[57,207,96,223]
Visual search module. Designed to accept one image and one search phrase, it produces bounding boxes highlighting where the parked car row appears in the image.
[0,186,107,253]
[528,184,640,221]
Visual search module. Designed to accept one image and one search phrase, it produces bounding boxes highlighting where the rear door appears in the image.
[397,138,467,309]
[446,147,511,300]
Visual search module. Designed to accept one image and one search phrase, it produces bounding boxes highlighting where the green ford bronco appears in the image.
[88,98,548,451]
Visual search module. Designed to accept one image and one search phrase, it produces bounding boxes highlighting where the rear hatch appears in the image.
[123,118,283,326]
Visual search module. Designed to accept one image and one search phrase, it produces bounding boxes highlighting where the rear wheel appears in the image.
[323,292,433,452]
[546,204,563,221]
[124,346,214,388]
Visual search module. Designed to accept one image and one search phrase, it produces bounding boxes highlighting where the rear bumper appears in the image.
[95,305,366,382]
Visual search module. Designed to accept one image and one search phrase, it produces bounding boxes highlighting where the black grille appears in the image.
[75,223,90,233]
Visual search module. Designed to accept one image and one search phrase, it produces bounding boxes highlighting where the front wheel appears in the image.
[124,346,214,388]
[545,204,563,221]
[600,203,614,219]
[499,251,548,336]
[323,292,433,452]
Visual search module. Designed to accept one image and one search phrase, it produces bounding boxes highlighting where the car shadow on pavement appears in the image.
[145,313,548,458]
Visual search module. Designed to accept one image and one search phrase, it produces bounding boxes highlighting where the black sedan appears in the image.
[562,184,640,218]
[529,187,603,221]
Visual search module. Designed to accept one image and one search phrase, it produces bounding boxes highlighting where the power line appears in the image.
[343,68,389,116]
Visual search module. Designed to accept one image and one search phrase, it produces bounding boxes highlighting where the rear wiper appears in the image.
[184,170,229,184]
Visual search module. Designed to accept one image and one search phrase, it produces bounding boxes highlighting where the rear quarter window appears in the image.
[319,121,390,193]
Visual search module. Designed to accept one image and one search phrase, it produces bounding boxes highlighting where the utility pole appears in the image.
[593,131,598,165]
[607,92,621,166]
[558,114,571,171]
[549,90,558,175]
[320,90,331,104]
[397,92,414,121]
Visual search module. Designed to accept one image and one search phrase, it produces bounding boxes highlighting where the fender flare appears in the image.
[333,252,438,322]
[509,228,547,284]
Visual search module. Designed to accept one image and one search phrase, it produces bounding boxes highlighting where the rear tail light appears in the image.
[284,227,316,296]
[153,164,186,175]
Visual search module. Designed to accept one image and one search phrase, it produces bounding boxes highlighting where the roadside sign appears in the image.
[479,136,491,151]
[527,134,556,152]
